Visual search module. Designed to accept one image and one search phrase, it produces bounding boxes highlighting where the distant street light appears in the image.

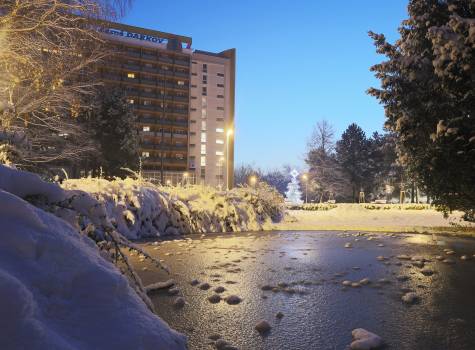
[226,128,233,191]
[302,173,308,204]
[183,172,188,186]
[249,175,257,187]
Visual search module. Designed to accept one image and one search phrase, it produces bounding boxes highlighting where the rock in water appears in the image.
[255,320,271,334]
[207,294,221,304]
[402,292,419,304]
[350,328,384,349]
[225,295,242,305]
[173,297,185,308]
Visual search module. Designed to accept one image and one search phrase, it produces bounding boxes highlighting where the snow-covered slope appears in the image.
[0,188,187,350]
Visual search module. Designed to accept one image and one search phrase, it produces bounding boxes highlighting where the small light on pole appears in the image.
[226,128,233,190]
[302,173,308,204]
[183,172,188,186]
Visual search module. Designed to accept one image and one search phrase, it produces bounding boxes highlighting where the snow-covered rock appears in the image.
[350,328,384,349]
[0,189,186,350]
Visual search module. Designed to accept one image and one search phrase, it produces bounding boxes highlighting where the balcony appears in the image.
[140,78,157,87]
[173,133,187,139]
[126,51,141,58]
[175,59,190,67]
[138,117,188,127]
[142,53,157,61]
[158,56,173,64]
[174,71,189,78]
[124,64,141,71]
[174,96,189,102]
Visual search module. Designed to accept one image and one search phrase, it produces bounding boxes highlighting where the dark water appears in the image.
[133,231,475,350]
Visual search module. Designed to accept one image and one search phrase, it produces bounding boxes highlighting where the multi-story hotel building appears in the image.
[98,21,235,189]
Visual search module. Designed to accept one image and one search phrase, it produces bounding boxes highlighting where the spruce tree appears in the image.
[335,123,371,202]
[85,87,139,178]
[368,0,475,217]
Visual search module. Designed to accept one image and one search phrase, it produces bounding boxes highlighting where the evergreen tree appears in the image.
[83,87,139,177]
[368,0,475,216]
[335,123,371,202]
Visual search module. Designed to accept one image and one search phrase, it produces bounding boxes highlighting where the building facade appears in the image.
[98,21,235,188]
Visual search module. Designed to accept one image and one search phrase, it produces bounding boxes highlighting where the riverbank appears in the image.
[273,204,475,237]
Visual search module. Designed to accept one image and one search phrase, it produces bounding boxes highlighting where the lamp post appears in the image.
[249,175,257,187]
[183,172,188,186]
[302,173,308,204]
[226,128,233,191]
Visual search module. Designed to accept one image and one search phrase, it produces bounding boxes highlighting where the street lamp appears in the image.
[249,175,257,187]
[183,172,188,186]
[302,173,308,204]
[226,128,233,191]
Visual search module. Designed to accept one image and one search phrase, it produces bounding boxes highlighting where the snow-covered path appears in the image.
[275,205,474,234]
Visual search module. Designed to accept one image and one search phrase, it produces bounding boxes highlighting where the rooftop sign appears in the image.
[100,27,167,44]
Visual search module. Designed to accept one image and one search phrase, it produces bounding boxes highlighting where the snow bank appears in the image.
[61,177,284,239]
[0,189,186,350]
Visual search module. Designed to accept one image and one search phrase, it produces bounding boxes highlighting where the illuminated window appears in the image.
[201,132,207,143]
[216,139,224,144]
[143,126,150,132]
[128,99,135,104]
[200,156,206,166]
[216,151,224,156]
[201,108,207,118]
[142,152,150,158]
[143,100,151,105]
[216,128,224,133]
[201,144,206,155]
[201,121,206,131]
[127,73,135,78]
[177,80,184,85]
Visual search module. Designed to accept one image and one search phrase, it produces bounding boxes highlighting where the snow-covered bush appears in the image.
[61,177,285,238]
[0,167,187,349]
[287,203,338,211]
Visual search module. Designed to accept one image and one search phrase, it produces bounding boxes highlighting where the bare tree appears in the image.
[0,0,131,170]
[306,120,350,202]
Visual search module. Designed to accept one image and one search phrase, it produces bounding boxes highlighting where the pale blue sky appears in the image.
[123,0,408,170]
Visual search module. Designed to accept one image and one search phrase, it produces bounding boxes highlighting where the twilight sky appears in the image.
[123,0,408,170]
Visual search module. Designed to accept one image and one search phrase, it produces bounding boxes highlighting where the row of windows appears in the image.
[191,72,225,77]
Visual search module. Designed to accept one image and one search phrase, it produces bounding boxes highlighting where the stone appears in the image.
[255,320,271,334]
[402,292,419,304]
[276,312,284,319]
[208,294,221,304]
[173,297,185,308]
[199,282,211,290]
[190,279,200,286]
[214,286,226,293]
[225,295,242,305]
[350,328,384,349]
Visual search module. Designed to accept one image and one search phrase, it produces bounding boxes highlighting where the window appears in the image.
[216,151,224,156]
[127,73,135,79]
[200,156,206,167]
[217,107,224,111]
[192,61,197,64]
[143,100,151,106]
[191,96,197,100]
[217,95,224,98]
[201,132,206,143]
[143,126,150,132]
[201,96,207,105]
[202,87,207,96]
[217,83,224,88]
[127,99,135,104]
[217,73,224,77]
[201,108,207,118]
[216,139,224,144]
[177,80,185,86]
[142,152,150,158]
[201,121,206,131]
[191,84,197,88]
[191,108,197,111]
[203,64,207,73]
[216,128,224,133]
[201,144,206,155]
[217,117,224,122]
[192,72,197,76]
[202,75,207,84]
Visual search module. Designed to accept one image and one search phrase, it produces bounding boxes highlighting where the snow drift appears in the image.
[0,188,186,350]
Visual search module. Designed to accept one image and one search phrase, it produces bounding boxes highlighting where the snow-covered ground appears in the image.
[0,188,186,349]
[275,204,474,234]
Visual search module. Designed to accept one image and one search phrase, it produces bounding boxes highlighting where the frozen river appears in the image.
[132,231,475,350]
